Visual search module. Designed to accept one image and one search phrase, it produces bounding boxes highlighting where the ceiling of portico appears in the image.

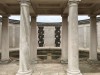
[0,0,100,16]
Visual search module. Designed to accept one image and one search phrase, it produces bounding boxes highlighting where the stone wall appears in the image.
[0,21,100,51]
[78,21,100,51]
[0,23,20,51]
[44,26,55,47]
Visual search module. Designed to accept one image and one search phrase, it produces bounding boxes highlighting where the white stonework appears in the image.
[1,16,9,61]
[30,16,38,63]
[67,0,82,75]
[89,15,97,60]
[61,15,68,63]
[44,26,55,47]
[16,1,32,75]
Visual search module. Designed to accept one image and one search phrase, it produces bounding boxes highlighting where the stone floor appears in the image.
[0,51,100,75]
[0,59,100,75]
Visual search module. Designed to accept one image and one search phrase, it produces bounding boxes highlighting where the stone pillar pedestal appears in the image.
[16,1,32,75]
[30,16,38,63]
[89,15,97,61]
[61,15,68,64]
[1,15,10,62]
[67,0,82,75]
[47,53,52,62]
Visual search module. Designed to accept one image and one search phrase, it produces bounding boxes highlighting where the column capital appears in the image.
[61,14,68,18]
[89,14,97,18]
[68,0,81,5]
[18,0,30,3]
[69,0,81,2]
[18,0,30,5]
[18,0,30,7]
[2,15,9,18]
[31,16,37,22]
[31,15,37,18]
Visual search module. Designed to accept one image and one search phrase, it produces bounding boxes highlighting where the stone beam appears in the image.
[90,4,100,15]
[0,7,6,14]
[81,0,100,3]
[0,3,9,14]
[30,1,37,15]
[63,6,68,14]
[93,8,100,15]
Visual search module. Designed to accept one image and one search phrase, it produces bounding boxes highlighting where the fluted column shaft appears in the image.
[67,0,82,75]
[1,15,9,61]
[89,15,97,60]
[61,15,68,63]
[30,16,38,63]
[16,1,32,75]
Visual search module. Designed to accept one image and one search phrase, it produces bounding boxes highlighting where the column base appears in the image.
[67,70,82,75]
[0,59,11,64]
[88,58,98,61]
[34,60,38,64]
[87,59,99,64]
[31,59,38,64]
[16,70,32,75]
[60,60,68,64]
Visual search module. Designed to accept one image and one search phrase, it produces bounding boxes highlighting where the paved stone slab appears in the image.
[0,61,100,75]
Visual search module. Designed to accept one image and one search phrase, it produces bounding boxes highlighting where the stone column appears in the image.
[61,15,68,63]
[89,15,97,61]
[1,15,10,62]
[30,16,38,63]
[12,25,16,48]
[67,0,82,75]
[84,26,87,48]
[16,0,32,75]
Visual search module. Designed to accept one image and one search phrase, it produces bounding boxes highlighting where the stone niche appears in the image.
[38,23,61,47]
[37,23,61,60]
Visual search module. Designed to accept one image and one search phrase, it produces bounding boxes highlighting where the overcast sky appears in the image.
[9,15,90,23]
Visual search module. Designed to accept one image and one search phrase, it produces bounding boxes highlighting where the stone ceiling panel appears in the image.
[0,0,100,15]
[81,0,100,3]
[0,0,18,4]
